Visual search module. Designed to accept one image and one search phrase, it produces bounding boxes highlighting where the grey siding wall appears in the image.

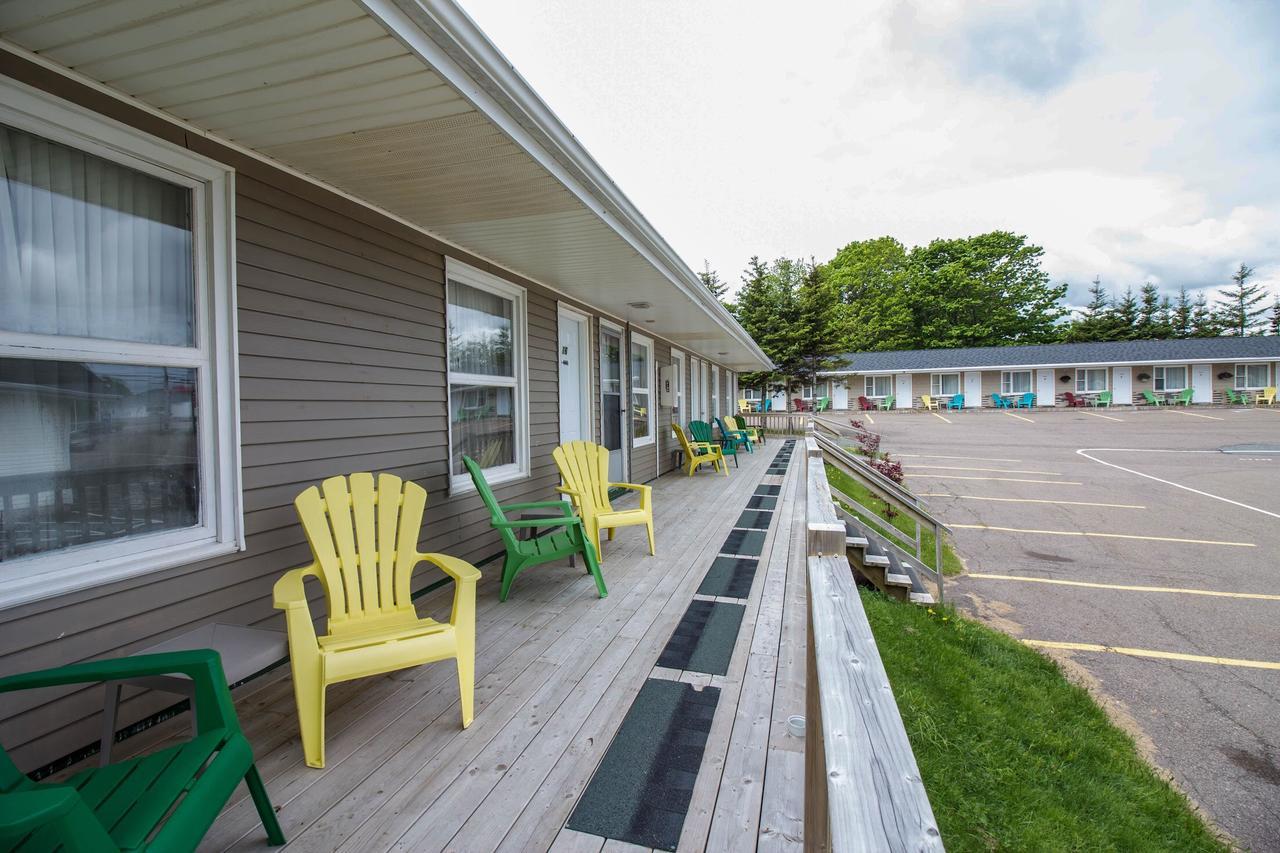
[0,58,577,770]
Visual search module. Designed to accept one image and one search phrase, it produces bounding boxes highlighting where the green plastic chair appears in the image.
[715,416,753,453]
[0,650,284,852]
[1141,389,1165,406]
[1225,388,1249,405]
[816,396,831,412]
[877,395,895,411]
[463,456,605,601]
[1091,391,1113,407]
[691,420,737,467]
[1172,387,1194,405]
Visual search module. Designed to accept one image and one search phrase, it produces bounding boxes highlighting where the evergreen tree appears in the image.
[1270,296,1280,336]
[1190,292,1220,337]
[697,260,728,302]
[1171,287,1194,338]
[1111,287,1139,338]
[1135,283,1172,339]
[1215,263,1268,336]
[1062,277,1116,342]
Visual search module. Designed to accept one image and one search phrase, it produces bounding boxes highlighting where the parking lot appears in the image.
[831,405,1280,850]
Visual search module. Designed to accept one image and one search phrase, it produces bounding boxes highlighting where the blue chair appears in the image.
[991,393,1011,408]
[946,394,965,410]
[762,398,773,412]
[1016,392,1036,408]
[716,416,753,453]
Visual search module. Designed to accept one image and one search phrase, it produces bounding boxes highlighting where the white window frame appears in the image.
[930,373,961,396]
[1234,362,1270,390]
[0,79,241,610]
[743,387,762,401]
[1153,365,1186,392]
[670,349,685,429]
[865,375,892,398]
[445,257,530,493]
[1075,368,1108,393]
[630,332,656,447]
[711,366,720,418]
[700,360,710,421]
[1001,370,1033,395]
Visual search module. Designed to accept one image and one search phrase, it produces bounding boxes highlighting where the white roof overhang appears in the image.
[0,0,771,371]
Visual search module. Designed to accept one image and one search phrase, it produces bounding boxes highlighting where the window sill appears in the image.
[0,537,241,612]
[633,437,656,448]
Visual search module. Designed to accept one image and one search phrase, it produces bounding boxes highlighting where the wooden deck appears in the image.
[96,444,805,852]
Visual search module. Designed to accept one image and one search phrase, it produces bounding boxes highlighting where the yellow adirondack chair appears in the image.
[553,440,655,560]
[273,472,480,768]
[920,394,938,410]
[738,398,751,414]
[671,423,727,477]
[1257,386,1277,406]
[729,415,764,445]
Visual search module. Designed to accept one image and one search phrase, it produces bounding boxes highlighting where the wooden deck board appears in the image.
[134,444,807,853]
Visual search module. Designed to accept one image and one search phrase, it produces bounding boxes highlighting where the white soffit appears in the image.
[0,0,770,370]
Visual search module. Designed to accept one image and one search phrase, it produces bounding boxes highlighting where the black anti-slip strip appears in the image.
[567,679,720,850]
[721,528,766,556]
[755,484,782,496]
[735,509,774,530]
[698,556,759,598]
[746,495,777,510]
[657,600,746,674]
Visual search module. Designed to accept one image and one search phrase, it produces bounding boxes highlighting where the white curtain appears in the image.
[0,123,193,346]
[447,280,513,376]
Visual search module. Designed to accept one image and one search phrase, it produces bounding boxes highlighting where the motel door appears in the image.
[832,380,848,409]
[1113,366,1133,404]
[1036,369,1055,406]
[963,371,982,407]
[1192,364,1213,403]
[600,325,626,481]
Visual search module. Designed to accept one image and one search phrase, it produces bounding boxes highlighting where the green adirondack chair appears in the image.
[1141,389,1165,406]
[691,420,737,467]
[463,456,605,601]
[877,395,895,411]
[715,416,752,453]
[816,396,832,412]
[1091,391,1113,407]
[0,650,284,852]
[1225,388,1249,405]
[1172,387,1194,405]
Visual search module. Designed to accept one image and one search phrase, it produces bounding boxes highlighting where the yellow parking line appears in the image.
[863,412,875,424]
[918,494,1144,509]
[905,465,1061,476]
[930,412,951,423]
[900,454,1022,462]
[1024,640,1280,671]
[967,573,1280,600]
[1172,409,1224,421]
[1080,410,1124,422]
[1004,411,1035,423]
[906,475,1081,485]
[950,523,1254,547]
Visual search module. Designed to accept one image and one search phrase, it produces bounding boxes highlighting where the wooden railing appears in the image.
[741,411,812,435]
[803,430,943,851]
[811,422,949,604]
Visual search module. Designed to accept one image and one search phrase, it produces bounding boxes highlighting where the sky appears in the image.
[458,0,1280,308]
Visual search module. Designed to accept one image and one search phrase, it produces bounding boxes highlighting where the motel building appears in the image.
[763,337,1280,411]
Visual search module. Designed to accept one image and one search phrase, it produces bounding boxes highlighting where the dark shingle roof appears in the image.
[824,336,1280,373]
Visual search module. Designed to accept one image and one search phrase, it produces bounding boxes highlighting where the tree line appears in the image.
[703,232,1280,390]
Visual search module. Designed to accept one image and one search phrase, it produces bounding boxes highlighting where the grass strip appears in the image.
[825,463,964,575]
[862,590,1226,852]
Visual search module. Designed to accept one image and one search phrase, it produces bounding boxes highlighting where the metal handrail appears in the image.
[814,431,951,532]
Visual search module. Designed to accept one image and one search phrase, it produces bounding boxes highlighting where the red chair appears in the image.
[1063,391,1087,407]
[793,398,810,412]
[858,395,874,410]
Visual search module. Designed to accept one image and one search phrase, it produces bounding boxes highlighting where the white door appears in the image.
[711,368,720,418]
[964,371,982,407]
[689,357,701,421]
[671,350,685,430]
[557,308,590,443]
[701,361,711,419]
[600,324,626,481]
[1192,363,1213,403]
[1036,369,1056,407]
[1113,366,1132,404]
[832,380,849,409]
[895,373,913,408]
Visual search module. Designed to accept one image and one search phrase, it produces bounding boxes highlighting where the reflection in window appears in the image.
[0,359,198,561]
[448,384,515,475]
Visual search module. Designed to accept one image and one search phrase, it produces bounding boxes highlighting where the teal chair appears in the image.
[1014,392,1035,408]
[991,393,1011,408]
[0,650,284,852]
[691,420,738,468]
[463,455,605,600]
[947,394,965,410]
[716,416,753,453]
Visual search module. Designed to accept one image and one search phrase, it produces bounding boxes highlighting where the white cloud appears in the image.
[457,0,1280,306]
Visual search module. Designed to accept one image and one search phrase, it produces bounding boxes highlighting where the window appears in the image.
[865,375,892,397]
[446,259,528,490]
[700,361,710,420]
[1153,365,1186,392]
[743,387,762,401]
[0,84,240,608]
[1235,363,1270,390]
[930,373,960,396]
[1001,370,1033,394]
[1075,368,1107,392]
[711,366,720,418]
[630,333,654,446]
[671,350,685,427]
